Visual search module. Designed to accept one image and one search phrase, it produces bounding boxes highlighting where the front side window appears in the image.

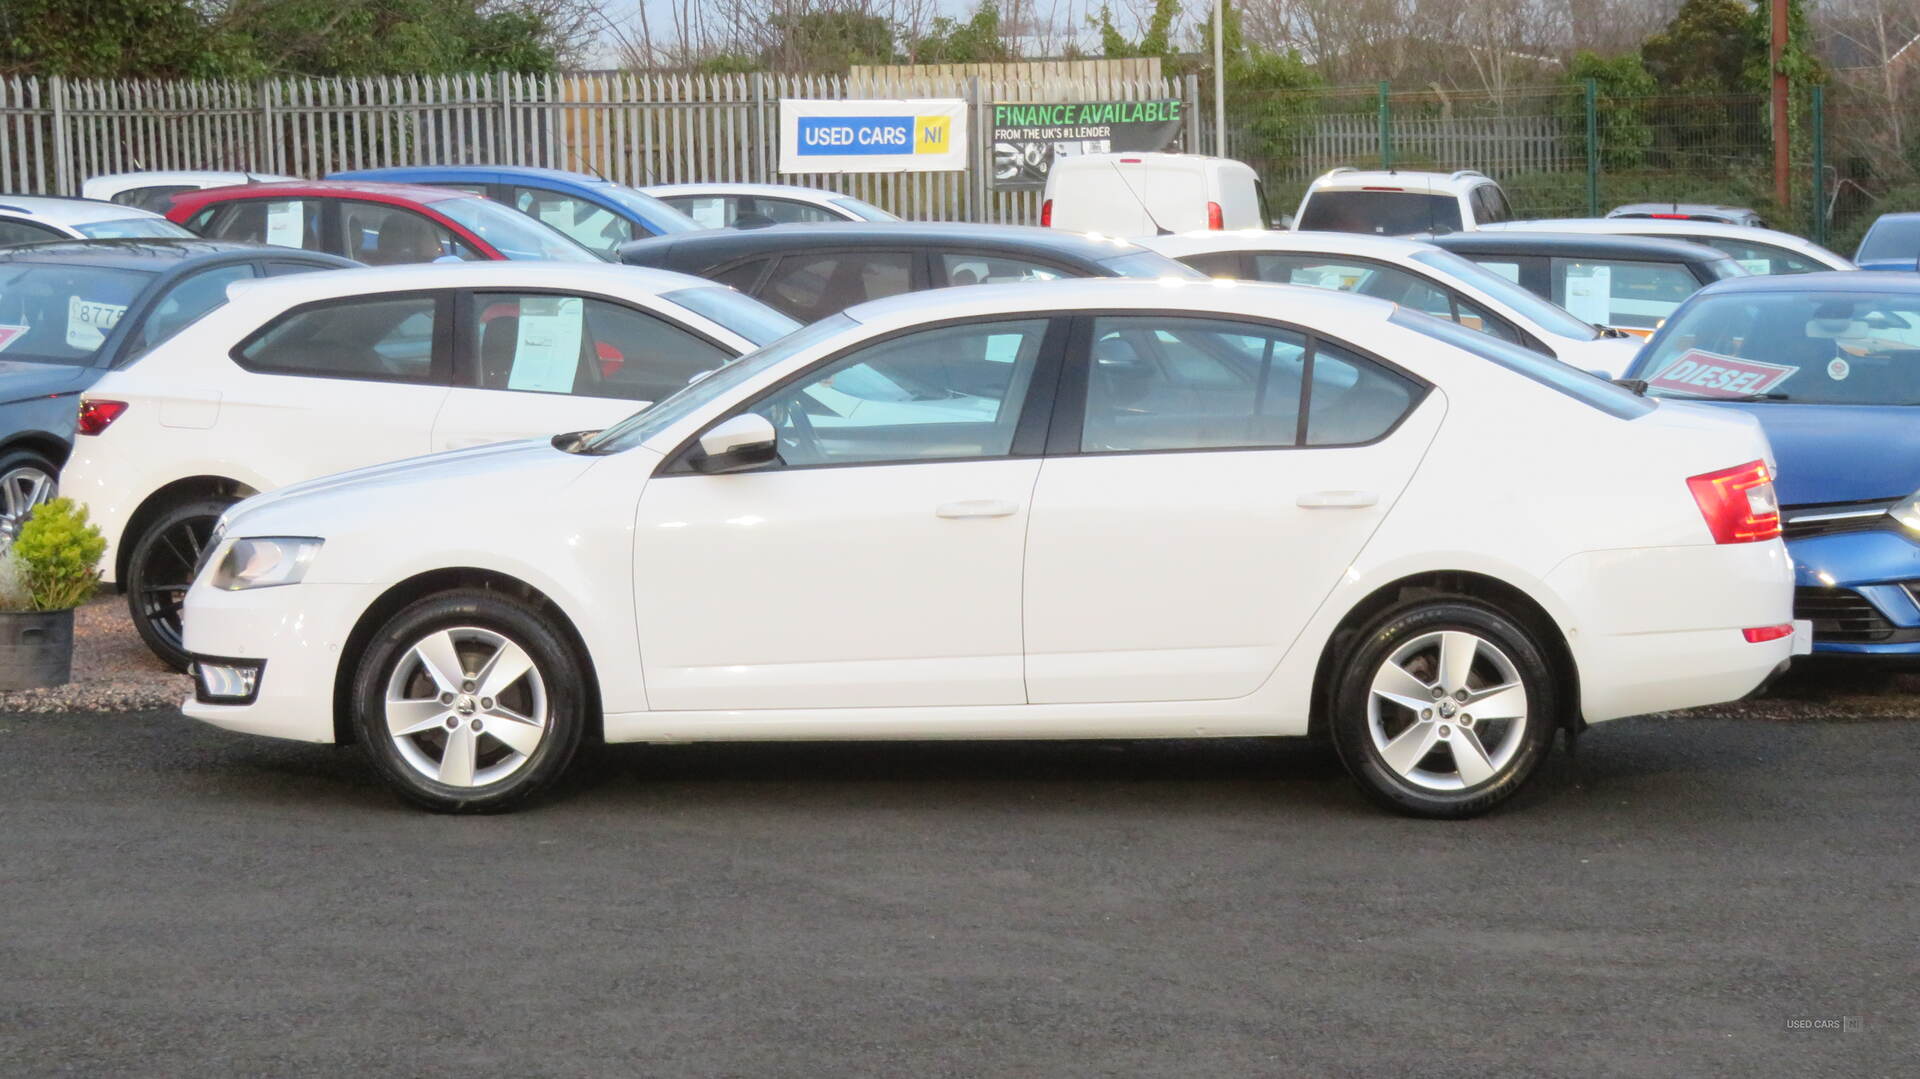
[471,292,732,402]
[746,318,1048,467]
[1550,257,1705,331]
[938,252,1065,286]
[737,197,840,226]
[510,186,634,257]
[128,263,256,359]
[203,199,324,250]
[757,251,913,322]
[341,201,479,266]
[1637,291,1920,405]
[0,219,62,246]
[1081,316,1420,452]
[239,294,441,382]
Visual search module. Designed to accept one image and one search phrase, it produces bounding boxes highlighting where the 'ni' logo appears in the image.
[914,116,951,154]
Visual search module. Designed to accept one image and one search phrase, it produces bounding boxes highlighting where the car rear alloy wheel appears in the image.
[0,453,57,549]
[355,589,586,812]
[126,497,233,671]
[1333,600,1558,818]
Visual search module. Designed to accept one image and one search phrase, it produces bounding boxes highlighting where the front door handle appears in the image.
[936,499,1019,519]
[1297,490,1379,509]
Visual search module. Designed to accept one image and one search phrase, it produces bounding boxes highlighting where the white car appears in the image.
[178,277,1799,818]
[0,195,195,246]
[1293,169,1514,235]
[81,171,298,214]
[1480,218,1854,275]
[61,261,797,670]
[639,183,898,228]
[1139,230,1643,375]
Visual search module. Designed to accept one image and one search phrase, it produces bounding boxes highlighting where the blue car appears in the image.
[0,239,351,542]
[1854,211,1920,273]
[1626,272,1920,658]
[326,166,701,259]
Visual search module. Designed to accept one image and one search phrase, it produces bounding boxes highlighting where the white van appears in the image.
[1041,152,1268,236]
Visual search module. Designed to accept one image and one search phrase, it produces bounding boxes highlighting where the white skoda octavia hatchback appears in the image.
[179,279,1801,817]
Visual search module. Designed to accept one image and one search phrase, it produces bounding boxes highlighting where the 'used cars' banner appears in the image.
[991,99,1183,189]
[779,99,968,174]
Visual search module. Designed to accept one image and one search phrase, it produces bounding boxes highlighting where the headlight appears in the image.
[209,537,323,591]
[1893,493,1920,533]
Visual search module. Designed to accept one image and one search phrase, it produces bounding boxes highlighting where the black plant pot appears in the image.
[0,608,75,690]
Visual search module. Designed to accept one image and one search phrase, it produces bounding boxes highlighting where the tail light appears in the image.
[1040,199,1053,227]
[76,399,128,436]
[1687,460,1780,543]
[1207,201,1224,229]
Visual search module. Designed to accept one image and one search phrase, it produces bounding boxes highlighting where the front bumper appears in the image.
[179,581,376,743]
[1788,527,1920,657]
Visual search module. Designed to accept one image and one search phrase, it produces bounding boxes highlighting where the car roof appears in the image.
[1865,211,1920,228]
[1429,230,1730,262]
[1607,203,1756,220]
[841,275,1396,328]
[620,222,1147,263]
[1690,269,1920,296]
[218,260,719,306]
[329,165,620,189]
[1141,228,1437,261]
[85,170,295,189]
[1307,169,1491,194]
[171,179,477,207]
[1480,217,1848,257]
[0,237,336,269]
[640,182,856,202]
[0,194,171,225]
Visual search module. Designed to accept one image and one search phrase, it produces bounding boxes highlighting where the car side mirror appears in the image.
[691,413,778,474]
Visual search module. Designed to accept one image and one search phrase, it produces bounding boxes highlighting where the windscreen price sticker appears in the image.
[66,297,127,350]
[1647,350,1797,399]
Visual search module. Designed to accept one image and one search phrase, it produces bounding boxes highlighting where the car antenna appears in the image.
[1104,158,1176,236]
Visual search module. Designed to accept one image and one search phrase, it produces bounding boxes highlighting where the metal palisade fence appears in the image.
[0,70,1190,225]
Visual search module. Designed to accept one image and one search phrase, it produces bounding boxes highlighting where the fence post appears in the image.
[1810,84,1825,245]
[1584,78,1599,217]
[48,75,69,194]
[256,79,274,174]
[754,72,768,183]
[1184,72,1200,153]
[966,75,981,223]
[1376,81,1391,171]
[496,71,511,163]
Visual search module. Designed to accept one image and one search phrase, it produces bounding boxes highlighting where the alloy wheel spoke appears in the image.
[386,697,450,737]
[1379,720,1440,777]
[438,724,478,786]
[1465,682,1527,723]
[1450,726,1497,786]
[474,641,534,701]
[483,715,543,756]
[1436,632,1480,696]
[1370,660,1435,713]
[411,631,469,695]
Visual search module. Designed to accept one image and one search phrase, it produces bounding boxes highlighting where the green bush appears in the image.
[8,497,106,612]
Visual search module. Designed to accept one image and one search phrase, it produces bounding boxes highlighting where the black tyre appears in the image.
[0,447,59,549]
[352,588,588,813]
[1330,600,1560,819]
[125,496,233,671]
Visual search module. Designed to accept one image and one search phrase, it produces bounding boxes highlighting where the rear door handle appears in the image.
[936,499,1019,519]
[1297,490,1379,509]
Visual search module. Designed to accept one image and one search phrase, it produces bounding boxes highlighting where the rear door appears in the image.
[1022,313,1442,704]
[431,289,738,450]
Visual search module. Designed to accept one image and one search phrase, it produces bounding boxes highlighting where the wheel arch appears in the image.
[115,476,258,585]
[1307,569,1582,743]
[0,430,74,471]
[330,567,603,747]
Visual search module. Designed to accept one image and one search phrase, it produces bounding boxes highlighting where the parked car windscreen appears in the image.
[1389,305,1654,419]
[1407,249,1599,340]
[599,185,701,234]
[584,312,857,454]
[1857,218,1920,263]
[1300,191,1463,235]
[1638,290,1920,405]
[830,197,899,222]
[1100,250,1204,279]
[432,197,600,262]
[0,263,156,365]
[663,285,801,346]
[72,217,195,240]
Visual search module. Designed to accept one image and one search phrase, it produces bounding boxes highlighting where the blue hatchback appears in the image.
[1854,212,1920,273]
[326,166,700,259]
[1627,272,1920,658]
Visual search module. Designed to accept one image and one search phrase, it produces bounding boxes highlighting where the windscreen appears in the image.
[74,217,195,240]
[1099,250,1206,279]
[663,286,801,346]
[1408,249,1598,340]
[1300,191,1463,235]
[1857,218,1920,263]
[1637,290,1920,405]
[1389,306,1654,419]
[433,197,600,262]
[0,263,157,365]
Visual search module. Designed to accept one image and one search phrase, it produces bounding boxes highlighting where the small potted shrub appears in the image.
[0,497,107,690]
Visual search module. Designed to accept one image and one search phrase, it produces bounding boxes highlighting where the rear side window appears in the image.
[1180,251,1244,277]
[0,219,62,246]
[203,199,325,250]
[340,201,481,266]
[1298,190,1463,235]
[1550,257,1705,331]
[239,294,443,383]
[112,185,197,212]
[470,292,732,403]
[1389,307,1653,419]
[939,252,1065,286]
[1686,237,1824,275]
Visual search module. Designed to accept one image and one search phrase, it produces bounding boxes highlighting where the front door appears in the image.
[633,316,1063,711]
[1022,314,1442,704]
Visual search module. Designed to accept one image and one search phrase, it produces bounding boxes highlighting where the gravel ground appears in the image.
[0,593,189,714]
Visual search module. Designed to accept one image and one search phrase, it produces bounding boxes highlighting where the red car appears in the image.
[165,180,599,265]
